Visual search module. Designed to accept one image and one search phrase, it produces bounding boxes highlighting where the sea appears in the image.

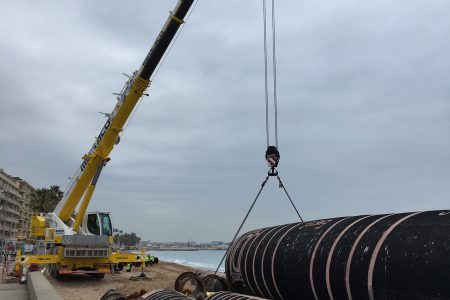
[146,250,227,272]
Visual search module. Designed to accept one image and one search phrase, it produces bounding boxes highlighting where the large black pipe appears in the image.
[225,210,450,300]
[138,0,194,80]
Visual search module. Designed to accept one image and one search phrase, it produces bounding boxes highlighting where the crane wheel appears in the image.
[49,265,61,279]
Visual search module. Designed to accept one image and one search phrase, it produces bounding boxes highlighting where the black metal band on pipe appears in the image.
[225,210,450,300]
[138,0,194,80]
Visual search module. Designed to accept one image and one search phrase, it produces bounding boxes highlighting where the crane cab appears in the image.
[81,212,113,237]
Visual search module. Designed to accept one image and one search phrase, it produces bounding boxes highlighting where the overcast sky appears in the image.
[1,0,449,242]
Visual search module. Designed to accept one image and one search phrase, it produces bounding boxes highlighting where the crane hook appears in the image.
[266,146,280,176]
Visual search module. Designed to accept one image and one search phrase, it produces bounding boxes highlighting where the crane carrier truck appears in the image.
[15,0,194,278]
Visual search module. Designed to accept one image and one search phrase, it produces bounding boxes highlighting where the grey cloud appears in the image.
[1,0,449,242]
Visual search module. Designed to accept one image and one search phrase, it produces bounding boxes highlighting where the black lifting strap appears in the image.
[265,146,302,222]
[276,173,304,222]
[214,158,304,275]
[214,174,271,275]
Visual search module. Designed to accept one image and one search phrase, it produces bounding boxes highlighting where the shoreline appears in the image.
[146,249,226,273]
[145,248,228,251]
[155,257,226,275]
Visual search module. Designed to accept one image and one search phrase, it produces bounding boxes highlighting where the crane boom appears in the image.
[54,0,194,222]
[17,0,195,279]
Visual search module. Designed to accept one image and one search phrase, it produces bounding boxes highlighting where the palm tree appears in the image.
[30,185,64,213]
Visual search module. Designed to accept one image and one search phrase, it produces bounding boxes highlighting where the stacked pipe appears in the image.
[100,289,125,300]
[174,271,205,299]
[225,210,450,300]
[196,271,229,293]
[137,290,268,300]
[205,292,267,299]
[174,271,230,299]
[139,289,192,300]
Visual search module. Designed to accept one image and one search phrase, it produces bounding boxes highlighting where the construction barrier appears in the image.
[27,271,62,300]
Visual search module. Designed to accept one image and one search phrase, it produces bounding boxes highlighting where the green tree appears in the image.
[113,229,141,246]
[30,185,64,213]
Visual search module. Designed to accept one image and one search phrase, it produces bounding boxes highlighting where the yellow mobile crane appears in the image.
[16,0,194,278]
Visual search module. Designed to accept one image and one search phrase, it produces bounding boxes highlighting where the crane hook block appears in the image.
[265,146,280,168]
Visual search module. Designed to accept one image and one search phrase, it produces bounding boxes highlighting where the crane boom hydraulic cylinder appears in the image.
[55,0,194,222]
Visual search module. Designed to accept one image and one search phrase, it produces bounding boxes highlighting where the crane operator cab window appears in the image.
[86,212,113,236]
[87,214,101,235]
[100,213,112,236]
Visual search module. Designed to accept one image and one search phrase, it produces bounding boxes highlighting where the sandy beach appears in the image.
[47,262,197,300]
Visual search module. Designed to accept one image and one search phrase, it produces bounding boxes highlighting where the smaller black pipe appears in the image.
[196,271,229,292]
[174,271,205,299]
[205,291,268,300]
[140,289,193,300]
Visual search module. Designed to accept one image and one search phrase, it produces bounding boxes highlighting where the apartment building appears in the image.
[0,169,35,244]
[16,179,35,238]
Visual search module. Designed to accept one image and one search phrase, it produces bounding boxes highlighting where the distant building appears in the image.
[0,169,35,244]
[16,179,35,239]
[209,241,224,246]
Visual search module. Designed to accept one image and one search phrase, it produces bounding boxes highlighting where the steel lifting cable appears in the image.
[264,0,279,149]
[214,0,305,275]
[62,1,202,191]
[264,0,303,222]
[263,0,270,148]
[271,0,279,148]
[264,0,280,171]
[263,0,303,223]
[121,0,201,137]
[64,1,202,201]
